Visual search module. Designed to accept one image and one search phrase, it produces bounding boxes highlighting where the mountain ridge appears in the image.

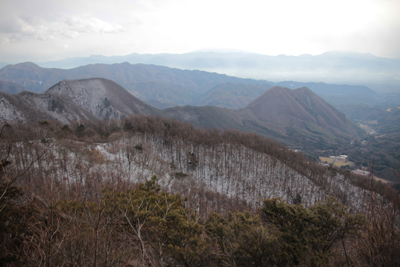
[0,62,381,110]
[0,62,269,105]
[32,51,400,92]
[0,77,363,156]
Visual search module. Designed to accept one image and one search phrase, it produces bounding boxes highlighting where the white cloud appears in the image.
[0,0,399,62]
[0,14,126,42]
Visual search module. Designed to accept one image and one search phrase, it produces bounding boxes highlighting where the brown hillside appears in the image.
[244,86,359,136]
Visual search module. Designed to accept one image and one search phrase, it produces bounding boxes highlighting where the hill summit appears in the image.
[245,86,351,133]
[46,78,161,120]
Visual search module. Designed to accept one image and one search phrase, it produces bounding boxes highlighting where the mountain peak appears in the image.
[246,86,291,109]
[11,62,41,69]
[46,78,161,120]
[245,86,356,135]
[294,86,314,93]
[0,77,162,124]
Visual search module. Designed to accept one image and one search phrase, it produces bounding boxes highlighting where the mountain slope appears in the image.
[0,80,27,94]
[276,81,380,107]
[165,86,362,153]
[240,86,362,141]
[245,87,347,129]
[129,81,195,105]
[189,83,272,109]
[0,90,97,124]
[46,78,162,120]
[0,78,162,123]
[164,105,247,131]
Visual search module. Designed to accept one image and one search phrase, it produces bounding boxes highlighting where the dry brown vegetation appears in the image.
[0,117,399,266]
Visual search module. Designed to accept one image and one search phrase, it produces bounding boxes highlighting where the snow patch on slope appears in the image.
[0,95,25,122]
[47,79,124,120]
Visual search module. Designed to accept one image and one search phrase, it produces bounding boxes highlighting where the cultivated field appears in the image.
[319,156,355,167]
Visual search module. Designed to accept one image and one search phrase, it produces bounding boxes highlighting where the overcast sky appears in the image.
[1,0,399,63]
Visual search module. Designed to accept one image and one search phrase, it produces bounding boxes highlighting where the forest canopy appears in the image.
[0,117,399,266]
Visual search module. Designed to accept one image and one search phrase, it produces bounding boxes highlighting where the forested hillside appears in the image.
[1,117,399,266]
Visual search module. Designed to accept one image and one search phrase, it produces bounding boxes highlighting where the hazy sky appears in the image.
[1,0,399,63]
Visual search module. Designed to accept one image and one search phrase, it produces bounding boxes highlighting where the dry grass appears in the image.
[319,157,355,167]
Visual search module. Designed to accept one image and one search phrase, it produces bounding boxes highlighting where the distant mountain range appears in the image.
[24,51,400,93]
[0,62,382,109]
[0,76,362,156]
[0,62,266,104]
